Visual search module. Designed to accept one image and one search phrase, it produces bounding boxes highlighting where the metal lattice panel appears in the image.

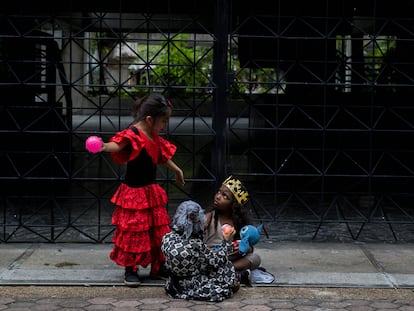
[1,0,414,243]
[228,1,414,242]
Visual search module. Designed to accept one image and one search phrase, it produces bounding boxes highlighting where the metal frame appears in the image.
[1,0,414,243]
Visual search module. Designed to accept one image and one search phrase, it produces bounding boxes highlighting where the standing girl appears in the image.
[89,93,184,287]
[204,175,261,285]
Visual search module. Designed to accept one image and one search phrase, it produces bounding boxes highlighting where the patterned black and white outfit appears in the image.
[161,200,238,302]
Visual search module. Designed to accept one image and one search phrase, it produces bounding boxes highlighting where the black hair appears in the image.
[132,93,172,122]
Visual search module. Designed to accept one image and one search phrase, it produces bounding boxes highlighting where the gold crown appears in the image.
[222,175,249,205]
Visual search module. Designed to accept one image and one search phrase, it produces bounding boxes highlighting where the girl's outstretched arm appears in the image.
[101,140,128,153]
[164,159,185,186]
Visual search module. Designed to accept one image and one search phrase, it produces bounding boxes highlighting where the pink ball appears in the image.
[221,224,234,235]
[85,136,102,153]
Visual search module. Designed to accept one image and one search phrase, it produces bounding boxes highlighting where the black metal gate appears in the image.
[1,0,414,243]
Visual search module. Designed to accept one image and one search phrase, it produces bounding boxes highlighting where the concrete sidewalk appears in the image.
[1,241,414,288]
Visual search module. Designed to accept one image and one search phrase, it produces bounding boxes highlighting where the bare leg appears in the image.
[232,257,252,271]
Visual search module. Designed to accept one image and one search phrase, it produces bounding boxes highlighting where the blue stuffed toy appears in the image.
[238,224,263,255]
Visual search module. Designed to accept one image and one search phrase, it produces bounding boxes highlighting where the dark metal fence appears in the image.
[1,0,414,243]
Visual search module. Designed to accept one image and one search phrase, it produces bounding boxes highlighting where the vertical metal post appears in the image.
[212,0,229,185]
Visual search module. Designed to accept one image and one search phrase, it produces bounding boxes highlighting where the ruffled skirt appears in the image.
[109,183,171,273]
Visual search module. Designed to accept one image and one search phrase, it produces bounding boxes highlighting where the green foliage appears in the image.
[89,32,282,97]
[139,34,214,93]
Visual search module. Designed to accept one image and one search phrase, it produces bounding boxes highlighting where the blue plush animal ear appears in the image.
[248,224,262,245]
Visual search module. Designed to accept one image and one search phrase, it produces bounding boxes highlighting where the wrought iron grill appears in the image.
[1,0,414,243]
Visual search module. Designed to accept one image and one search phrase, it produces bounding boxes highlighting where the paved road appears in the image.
[0,286,413,310]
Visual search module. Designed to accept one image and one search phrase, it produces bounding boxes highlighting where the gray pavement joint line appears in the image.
[358,244,398,289]
[7,244,39,270]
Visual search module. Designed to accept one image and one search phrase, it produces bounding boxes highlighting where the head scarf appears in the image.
[172,200,205,239]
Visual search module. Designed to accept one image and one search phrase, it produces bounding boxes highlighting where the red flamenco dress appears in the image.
[108,126,175,275]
